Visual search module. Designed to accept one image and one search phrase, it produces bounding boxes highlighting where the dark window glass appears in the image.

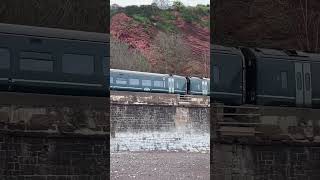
[281,71,288,89]
[297,72,302,90]
[305,73,311,91]
[213,66,220,84]
[20,59,53,72]
[103,57,108,75]
[116,78,127,85]
[62,54,94,74]
[20,51,53,72]
[0,48,10,69]
[154,81,164,87]
[142,80,151,86]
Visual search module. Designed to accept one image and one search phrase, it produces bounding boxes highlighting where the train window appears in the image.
[0,48,10,69]
[20,51,53,72]
[305,73,311,91]
[154,81,164,87]
[142,80,151,86]
[296,72,302,90]
[62,54,94,75]
[129,79,140,86]
[116,78,127,85]
[213,66,220,84]
[20,59,53,72]
[281,71,288,89]
[103,57,108,75]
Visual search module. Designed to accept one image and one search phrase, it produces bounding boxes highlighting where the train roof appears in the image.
[211,44,243,55]
[110,69,186,79]
[244,47,320,62]
[0,23,109,43]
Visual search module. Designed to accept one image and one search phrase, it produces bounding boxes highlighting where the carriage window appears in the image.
[281,71,288,89]
[110,77,113,84]
[0,48,10,69]
[154,81,164,87]
[142,80,151,86]
[103,57,108,75]
[62,54,94,74]
[20,59,53,72]
[213,66,220,84]
[20,51,53,72]
[305,73,311,91]
[116,78,127,85]
[129,79,140,86]
[297,72,302,90]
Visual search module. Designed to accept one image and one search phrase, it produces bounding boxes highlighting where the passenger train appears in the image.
[1,23,320,109]
[0,23,109,97]
[110,69,210,95]
[212,44,320,108]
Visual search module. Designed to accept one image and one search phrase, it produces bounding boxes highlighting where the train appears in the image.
[110,69,210,95]
[2,23,319,109]
[211,44,320,108]
[0,23,109,97]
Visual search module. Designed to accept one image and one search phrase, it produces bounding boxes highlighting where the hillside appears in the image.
[110,4,210,77]
[213,0,320,53]
[0,0,109,33]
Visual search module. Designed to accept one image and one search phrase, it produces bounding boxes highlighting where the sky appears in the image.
[110,0,210,7]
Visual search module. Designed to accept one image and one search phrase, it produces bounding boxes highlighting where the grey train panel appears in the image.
[255,57,296,106]
[0,23,109,43]
[211,45,244,105]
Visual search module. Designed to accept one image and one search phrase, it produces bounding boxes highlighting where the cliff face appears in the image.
[213,0,320,52]
[110,5,210,76]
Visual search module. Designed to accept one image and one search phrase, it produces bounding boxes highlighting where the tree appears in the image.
[172,1,184,11]
[152,0,170,9]
[153,32,193,75]
[110,37,150,72]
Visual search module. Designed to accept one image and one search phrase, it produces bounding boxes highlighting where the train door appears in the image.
[295,63,304,106]
[168,76,174,93]
[202,80,208,95]
[303,63,312,107]
[0,48,10,90]
[295,62,312,107]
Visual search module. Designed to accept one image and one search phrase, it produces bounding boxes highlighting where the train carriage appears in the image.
[241,47,320,108]
[188,77,210,95]
[0,23,109,97]
[110,69,187,94]
[211,45,245,105]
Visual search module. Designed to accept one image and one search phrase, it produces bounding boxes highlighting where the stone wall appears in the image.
[212,143,320,180]
[110,91,210,152]
[0,132,109,180]
[0,92,109,179]
[211,104,320,180]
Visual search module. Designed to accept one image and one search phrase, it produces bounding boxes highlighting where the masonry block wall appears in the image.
[110,91,210,133]
[0,132,109,180]
[0,92,109,179]
[212,143,320,180]
[211,105,320,180]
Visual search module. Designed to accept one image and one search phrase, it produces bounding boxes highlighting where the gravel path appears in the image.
[111,151,210,180]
